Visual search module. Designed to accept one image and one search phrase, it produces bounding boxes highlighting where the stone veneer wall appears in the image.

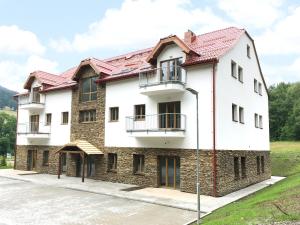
[70,66,105,148]
[15,145,61,174]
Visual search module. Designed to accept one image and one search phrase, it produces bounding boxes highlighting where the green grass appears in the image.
[199,141,300,225]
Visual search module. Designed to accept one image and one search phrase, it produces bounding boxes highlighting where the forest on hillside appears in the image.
[269,82,300,141]
[0,85,17,110]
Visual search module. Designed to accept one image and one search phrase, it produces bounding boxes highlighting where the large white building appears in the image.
[15,27,270,196]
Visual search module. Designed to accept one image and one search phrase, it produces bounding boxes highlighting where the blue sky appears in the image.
[0,0,300,92]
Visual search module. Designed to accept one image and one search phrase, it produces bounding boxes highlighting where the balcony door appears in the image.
[158,101,180,129]
[32,87,40,103]
[159,156,180,189]
[160,58,182,82]
[30,115,39,133]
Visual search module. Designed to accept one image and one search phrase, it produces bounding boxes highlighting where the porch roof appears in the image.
[57,140,104,155]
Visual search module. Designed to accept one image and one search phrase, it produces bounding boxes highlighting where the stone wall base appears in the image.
[15,145,271,197]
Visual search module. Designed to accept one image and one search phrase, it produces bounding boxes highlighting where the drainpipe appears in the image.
[14,97,19,170]
[212,61,217,197]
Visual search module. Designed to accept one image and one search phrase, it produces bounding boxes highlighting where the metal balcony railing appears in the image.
[17,122,51,134]
[18,93,44,105]
[126,113,186,132]
[139,66,186,87]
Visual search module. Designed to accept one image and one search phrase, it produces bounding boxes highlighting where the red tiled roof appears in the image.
[22,27,245,93]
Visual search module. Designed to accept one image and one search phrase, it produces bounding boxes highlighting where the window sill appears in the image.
[134,119,145,122]
[79,121,97,124]
[45,124,51,126]
[61,123,68,125]
[239,121,245,124]
[109,120,119,123]
[232,119,238,122]
[134,172,145,176]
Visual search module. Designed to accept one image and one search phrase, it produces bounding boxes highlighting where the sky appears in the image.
[0,0,300,92]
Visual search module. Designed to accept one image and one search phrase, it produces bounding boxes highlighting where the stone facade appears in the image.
[15,145,61,174]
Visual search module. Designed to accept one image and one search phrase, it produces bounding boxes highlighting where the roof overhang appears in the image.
[146,35,199,65]
[72,60,101,81]
[56,140,104,155]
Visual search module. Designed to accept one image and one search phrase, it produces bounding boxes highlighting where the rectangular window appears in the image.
[79,110,96,123]
[45,113,52,126]
[238,66,243,83]
[259,115,263,129]
[62,112,69,125]
[258,82,262,95]
[109,107,119,122]
[247,45,251,58]
[231,60,237,78]
[232,104,238,122]
[239,107,244,124]
[261,156,265,173]
[43,151,49,166]
[254,79,258,93]
[108,153,117,172]
[254,113,259,128]
[134,104,145,121]
[133,154,145,174]
[234,157,239,180]
[241,157,246,179]
[81,77,97,102]
[256,156,261,175]
[160,58,183,82]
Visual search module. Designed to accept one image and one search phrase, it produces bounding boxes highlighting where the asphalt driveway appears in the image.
[0,176,196,225]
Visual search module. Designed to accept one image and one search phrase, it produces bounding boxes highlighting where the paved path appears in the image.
[0,176,196,225]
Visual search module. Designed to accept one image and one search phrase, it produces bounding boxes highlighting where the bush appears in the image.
[0,156,7,166]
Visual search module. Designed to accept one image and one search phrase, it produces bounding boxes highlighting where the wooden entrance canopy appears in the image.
[56,140,103,182]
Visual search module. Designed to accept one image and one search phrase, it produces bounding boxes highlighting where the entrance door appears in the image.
[75,155,82,177]
[30,115,39,133]
[159,156,180,189]
[158,102,181,129]
[61,153,67,173]
[27,150,37,171]
[87,155,96,177]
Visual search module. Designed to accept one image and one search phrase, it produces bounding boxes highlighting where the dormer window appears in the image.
[32,87,40,103]
[81,77,97,102]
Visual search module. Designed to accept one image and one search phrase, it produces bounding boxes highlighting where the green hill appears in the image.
[0,85,17,110]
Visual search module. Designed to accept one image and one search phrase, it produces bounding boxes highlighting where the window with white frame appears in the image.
[254,113,259,128]
[258,83,262,95]
[254,79,258,93]
[247,45,251,58]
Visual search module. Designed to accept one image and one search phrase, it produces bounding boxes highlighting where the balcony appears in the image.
[19,93,44,111]
[18,122,51,140]
[126,113,186,138]
[139,66,186,96]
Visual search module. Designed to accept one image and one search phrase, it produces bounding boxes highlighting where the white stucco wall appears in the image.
[17,83,72,146]
[215,33,270,151]
[105,43,214,149]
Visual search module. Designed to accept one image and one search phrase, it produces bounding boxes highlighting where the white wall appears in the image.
[17,81,72,146]
[215,33,270,150]
[105,43,214,149]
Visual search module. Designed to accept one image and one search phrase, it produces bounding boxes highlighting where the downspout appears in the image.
[14,97,19,170]
[212,61,217,197]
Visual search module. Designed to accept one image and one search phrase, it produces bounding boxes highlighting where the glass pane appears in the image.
[91,77,97,92]
[82,93,90,102]
[161,62,168,82]
[91,92,97,100]
[176,157,180,188]
[160,157,166,186]
[82,79,90,93]
[169,60,175,80]
[168,157,174,187]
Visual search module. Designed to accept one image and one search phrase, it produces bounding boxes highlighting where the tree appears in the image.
[0,112,16,157]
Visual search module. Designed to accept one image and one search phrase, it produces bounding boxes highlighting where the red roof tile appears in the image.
[22,27,245,93]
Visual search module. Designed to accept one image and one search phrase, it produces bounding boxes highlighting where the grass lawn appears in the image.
[200,141,300,225]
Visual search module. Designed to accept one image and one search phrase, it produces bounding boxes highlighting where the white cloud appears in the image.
[0,56,58,92]
[218,0,284,28]
[50,0,231,52]
[255,6,300,55]
[0,25,45,55]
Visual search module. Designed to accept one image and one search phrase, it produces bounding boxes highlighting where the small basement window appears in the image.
[43,151,49,166]
[261,156,265,173]
[241,157,246,179]
[256,156,261,175]
[234,157,239,180]
[108,153,117,172]
[133,154,145,174]
[259,115,263,129]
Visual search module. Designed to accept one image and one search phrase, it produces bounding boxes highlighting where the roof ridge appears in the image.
[196,26,244,38]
